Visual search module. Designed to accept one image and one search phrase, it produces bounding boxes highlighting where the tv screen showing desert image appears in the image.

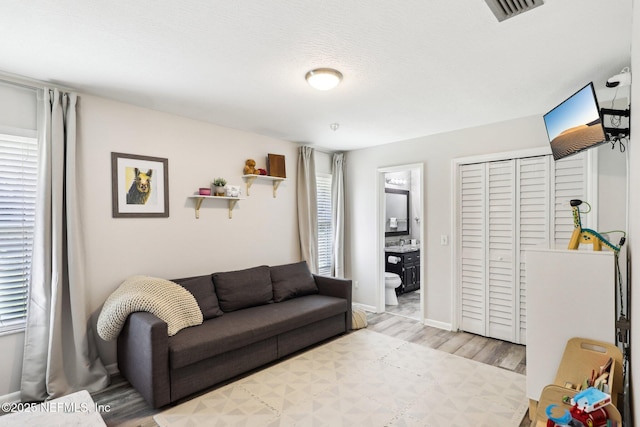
[543,82,607,161]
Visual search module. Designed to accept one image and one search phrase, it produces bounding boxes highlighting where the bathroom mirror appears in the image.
[385,189,409,236]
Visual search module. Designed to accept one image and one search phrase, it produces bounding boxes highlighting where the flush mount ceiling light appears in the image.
[305,68,343,91]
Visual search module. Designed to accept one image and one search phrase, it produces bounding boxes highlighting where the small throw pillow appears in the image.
[173,275,224,320]
[213,265,273,312]
[270,261,318,303]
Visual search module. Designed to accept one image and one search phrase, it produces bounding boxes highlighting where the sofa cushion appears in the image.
[213,265,273,312]
[168,294,347,369]
[173,275,223,320]
[270,261,318,302]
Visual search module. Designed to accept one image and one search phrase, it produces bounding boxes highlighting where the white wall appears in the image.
[0,93,302,396]
[345,114,627,329]
[76,95,301,367]
[346,115,550,324]
[315,150,333,175]
[0,81,37,136]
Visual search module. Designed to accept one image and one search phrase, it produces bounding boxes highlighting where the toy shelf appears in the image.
[189,195,245,219]
[242,174,285,198]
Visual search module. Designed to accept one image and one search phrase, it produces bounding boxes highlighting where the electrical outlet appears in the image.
[354,280,359,289]
[440,235,449,246]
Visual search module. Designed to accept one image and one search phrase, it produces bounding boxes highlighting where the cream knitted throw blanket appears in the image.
[97,275,203,341]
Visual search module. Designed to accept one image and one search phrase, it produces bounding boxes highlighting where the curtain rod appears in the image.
[0,71,74,92]
[315,148,341,155]
[299,145,343,155]
[0,77,40,91]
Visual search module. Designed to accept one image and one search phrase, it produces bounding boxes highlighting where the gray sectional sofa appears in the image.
[117,261,352,408]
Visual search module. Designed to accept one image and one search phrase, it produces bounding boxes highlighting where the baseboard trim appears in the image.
[423,318,452,331]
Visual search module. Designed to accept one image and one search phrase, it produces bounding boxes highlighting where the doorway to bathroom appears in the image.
[377,164,424,322]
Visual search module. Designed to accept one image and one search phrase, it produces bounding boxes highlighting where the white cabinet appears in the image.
[525,249,615,401]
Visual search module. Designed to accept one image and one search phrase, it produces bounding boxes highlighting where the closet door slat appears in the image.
[459,163,486,336]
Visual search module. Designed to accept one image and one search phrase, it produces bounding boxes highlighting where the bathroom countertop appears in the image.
[384,245,420,253]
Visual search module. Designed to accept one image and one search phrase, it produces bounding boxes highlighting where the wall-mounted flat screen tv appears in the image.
[543,82,607,161]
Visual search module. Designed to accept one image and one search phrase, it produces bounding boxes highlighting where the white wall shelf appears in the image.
[242,174,285,198]
[189,196,245,219]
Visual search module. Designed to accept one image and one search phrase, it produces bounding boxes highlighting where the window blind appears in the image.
[316,174,332,276]
[0,134,37,334]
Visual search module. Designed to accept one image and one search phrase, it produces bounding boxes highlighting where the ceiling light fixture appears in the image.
[305,68,343,91]
[329,123,340,131]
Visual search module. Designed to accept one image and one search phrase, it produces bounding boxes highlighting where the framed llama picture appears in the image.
[111,152,169,218]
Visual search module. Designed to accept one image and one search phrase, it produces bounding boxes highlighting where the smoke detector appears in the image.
[485,0,544,22]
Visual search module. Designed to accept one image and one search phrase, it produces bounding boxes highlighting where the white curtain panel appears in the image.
[331,153,345,278]
[297,146,318,274]
[21,89,108,402]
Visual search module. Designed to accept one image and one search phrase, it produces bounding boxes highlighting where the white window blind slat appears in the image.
[0,133,37,334]
[316,174,332,277]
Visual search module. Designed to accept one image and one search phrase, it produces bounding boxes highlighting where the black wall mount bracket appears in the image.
[601,107,631,138]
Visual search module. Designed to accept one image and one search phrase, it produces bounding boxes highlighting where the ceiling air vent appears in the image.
[485,0,544,22]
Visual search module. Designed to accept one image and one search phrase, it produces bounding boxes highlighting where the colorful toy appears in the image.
[571,387,611,413]
[546,402,609,427]
[546,404,584,427]
[567,200,625,252]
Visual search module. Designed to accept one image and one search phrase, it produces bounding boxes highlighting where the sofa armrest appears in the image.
[314,275,353,330]
[117,312,171,408]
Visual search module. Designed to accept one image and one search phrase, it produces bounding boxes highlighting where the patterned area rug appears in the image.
[154,329,527,427]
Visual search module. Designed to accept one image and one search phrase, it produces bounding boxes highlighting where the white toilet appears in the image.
[384,272,402,305]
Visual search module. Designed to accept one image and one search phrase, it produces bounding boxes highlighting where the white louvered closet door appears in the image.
[459,163,485,336]
[459,160,520,341]
[486,160,515,342]
[458,153,589,344]
[516,156,551,344]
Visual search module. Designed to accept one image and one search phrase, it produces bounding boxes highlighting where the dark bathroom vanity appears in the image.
[385,247,420,294]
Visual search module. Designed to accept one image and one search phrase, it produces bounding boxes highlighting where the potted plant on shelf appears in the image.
[212,177,227,196]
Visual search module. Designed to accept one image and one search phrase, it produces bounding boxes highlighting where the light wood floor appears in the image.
[92,312,529,427]
[384,290,421,320]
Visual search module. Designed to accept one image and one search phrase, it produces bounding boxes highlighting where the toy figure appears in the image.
[567,200,624,252]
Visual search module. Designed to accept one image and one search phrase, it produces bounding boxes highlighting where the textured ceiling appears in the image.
[0,0,632,151]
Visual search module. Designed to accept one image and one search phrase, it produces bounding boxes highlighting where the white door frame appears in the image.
[376,163,425,321]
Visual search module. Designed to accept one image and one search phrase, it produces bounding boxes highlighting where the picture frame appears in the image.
[111,152,169,218]
[267,153,286,178]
